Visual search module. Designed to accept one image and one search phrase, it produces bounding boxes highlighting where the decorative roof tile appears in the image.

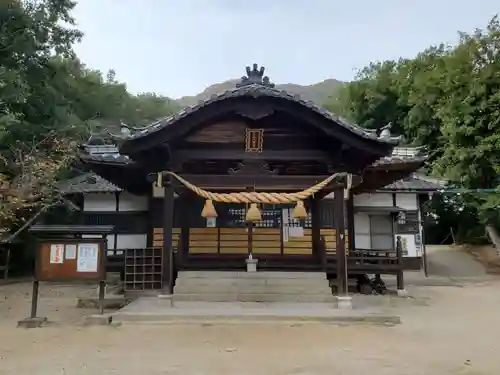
[380,174,445,191]
[58,173,122,194]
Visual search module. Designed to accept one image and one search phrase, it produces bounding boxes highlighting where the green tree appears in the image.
[330,16,500,243]
[431,17,500,236]
[0,0,179,240]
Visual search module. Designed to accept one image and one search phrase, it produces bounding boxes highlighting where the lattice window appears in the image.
[228,208,246,227]
[255,206,281,228]
[124,247,162,291]
[396,211,419,233]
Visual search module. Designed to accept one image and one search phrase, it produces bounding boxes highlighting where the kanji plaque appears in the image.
[245,128,264,153]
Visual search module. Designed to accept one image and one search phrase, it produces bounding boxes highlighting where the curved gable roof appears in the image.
[118,64,400,155]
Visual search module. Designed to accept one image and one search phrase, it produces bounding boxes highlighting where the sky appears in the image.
[72,0,499,99]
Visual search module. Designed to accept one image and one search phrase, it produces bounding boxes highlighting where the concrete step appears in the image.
[178,271,327,280]
[172,293,337,303]
[112,300,401,325]
[175,278,331,288]
[174,284,332,295]
[174,271,334,303]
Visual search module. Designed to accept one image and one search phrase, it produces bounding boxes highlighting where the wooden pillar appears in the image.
[179,193,190,268]
[346,192,355,252]
[334,188,348,295]
[162,173,175,294]
[396,235,405,290]
[310,197,323,268]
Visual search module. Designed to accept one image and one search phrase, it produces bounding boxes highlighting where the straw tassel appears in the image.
[245,203,262,222]
[201,199,218,218]
[291,200,308,219]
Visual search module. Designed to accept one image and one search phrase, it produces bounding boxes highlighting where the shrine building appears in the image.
[53,64,442,299]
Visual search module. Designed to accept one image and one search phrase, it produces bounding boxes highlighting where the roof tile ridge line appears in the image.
[122,83,398,145]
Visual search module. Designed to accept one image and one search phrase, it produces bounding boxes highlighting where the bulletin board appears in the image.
[35,239,106,281]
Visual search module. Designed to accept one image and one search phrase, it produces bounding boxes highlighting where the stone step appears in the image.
[175,278,331,288]
[174,284,332,295]
[178,271,327,280]
[112,301,401,325]
[172,293,337,303]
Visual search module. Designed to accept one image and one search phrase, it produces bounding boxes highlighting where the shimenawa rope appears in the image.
[163,171,341,204]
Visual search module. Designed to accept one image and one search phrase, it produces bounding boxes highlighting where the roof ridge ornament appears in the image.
[236,63,275,88]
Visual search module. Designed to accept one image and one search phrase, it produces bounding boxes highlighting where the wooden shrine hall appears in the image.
[79,64,428,297]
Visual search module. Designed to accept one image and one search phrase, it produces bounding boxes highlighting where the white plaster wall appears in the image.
[83,193,116,212]
[81,234,115,254]
[354,193,393,207]
[395,194,418,210]
[116,234,147,249]
[118,192,148,211]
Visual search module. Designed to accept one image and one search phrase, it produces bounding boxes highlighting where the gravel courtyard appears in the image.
[1,274,500,375]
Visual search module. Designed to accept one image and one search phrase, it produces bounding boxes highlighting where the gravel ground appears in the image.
[1,277,500,375]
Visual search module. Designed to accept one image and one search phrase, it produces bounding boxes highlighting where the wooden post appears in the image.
[396,235,404,290]
[30,280,39,318]
[98,280,105,315]
[179,193,190,267]
[162,172,175,294]
[334,188,348,295]
[346,192,355,252]
[310,197,323,268]
[247,219,253,257]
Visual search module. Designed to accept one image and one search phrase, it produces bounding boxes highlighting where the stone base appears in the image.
[157,294,174,307]
[245,258,258,272]
[17,316,48,329]
[77,296,131,310]
[84,314,114,326]
[396,289,409,298]
[335,295,353,310]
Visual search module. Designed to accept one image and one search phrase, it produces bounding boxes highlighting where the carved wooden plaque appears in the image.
[245,128,264,153]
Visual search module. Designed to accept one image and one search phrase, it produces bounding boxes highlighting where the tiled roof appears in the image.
[58,173,122,194]
[113,84,400,145]
[370,146,427,167]
[380,174,445,191]
[80,145,427,169]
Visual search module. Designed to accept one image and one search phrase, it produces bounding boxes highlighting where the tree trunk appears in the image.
[485,225,500,257]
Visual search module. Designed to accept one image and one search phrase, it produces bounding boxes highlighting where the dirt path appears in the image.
[1,279,500,375]
[425,245,487,278]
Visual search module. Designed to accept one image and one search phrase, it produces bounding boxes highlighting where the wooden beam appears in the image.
[173,149,332,162]
[174,173,343,191]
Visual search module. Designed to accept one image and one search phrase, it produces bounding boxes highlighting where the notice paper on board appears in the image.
[65,244,77,260]
[49,244,64,264]
[77,243,99,272]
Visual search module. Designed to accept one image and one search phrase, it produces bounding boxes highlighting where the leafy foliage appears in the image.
[329,16,500,242]
[0,0,178,240]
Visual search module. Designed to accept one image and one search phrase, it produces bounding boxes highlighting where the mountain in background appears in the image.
[175,78,343,108]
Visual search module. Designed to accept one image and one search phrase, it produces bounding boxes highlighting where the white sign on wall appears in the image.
[49,244,64,264]
[395,234,417,257]
[65,244,77,260]
[77,243,99,272]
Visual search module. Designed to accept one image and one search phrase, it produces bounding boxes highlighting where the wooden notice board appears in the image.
[35,239,105,281]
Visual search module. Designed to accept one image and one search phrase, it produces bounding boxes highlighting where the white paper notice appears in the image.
[49,244,64,264]
[65,244,77,260]
[289,226,304,237]
[77,243,99,273]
